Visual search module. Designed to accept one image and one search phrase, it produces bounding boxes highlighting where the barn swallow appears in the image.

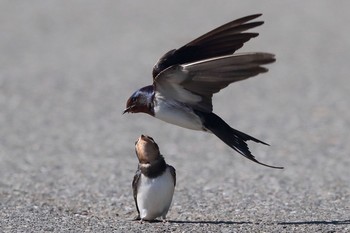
[124,14,283,169]
[132,135,176,222]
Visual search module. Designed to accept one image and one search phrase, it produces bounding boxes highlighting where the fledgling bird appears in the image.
[132,135,176,222]
[124,14,283,169]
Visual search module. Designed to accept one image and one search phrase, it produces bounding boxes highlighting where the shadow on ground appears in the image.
[169,219,350,226]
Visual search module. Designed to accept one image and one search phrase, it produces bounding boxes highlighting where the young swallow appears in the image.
[124,14,283,169]
[132,135,176,222]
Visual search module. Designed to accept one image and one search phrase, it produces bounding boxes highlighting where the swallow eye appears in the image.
[131,96,137,102]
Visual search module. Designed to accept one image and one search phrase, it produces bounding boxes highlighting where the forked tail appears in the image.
[196,111,283,169]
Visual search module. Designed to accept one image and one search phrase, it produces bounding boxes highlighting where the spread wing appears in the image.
[154,53,275,112]
[152,14,264,78]
[132,168,141,218]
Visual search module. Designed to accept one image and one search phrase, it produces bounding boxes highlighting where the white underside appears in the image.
[153,98,203,131]
[137,167,175,221]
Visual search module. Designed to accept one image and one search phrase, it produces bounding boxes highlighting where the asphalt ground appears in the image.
[1,1,349,232]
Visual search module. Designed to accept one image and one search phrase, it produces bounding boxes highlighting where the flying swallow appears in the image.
[132,135,176,222]
[124,14,283,169]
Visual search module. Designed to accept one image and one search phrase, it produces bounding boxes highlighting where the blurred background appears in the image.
[0,1,349,232]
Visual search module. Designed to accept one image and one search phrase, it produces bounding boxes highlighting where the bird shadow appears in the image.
[169,219,350,226]
[169,220,251,225]
[277,220,350,226]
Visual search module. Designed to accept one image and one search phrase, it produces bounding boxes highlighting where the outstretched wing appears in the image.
[154,52,275,112]
[152,14,264,78]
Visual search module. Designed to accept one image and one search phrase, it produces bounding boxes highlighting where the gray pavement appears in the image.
[1,1,350,232]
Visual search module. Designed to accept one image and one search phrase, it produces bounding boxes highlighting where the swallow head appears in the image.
[123,85,154,115]
[135,134,160,164]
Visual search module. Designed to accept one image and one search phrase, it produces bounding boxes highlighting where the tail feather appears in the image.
[196,111,283,169]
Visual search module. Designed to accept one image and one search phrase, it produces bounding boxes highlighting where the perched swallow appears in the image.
[124,14,283,169]
[132,135,176,222]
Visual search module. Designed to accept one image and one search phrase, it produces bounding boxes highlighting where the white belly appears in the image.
[154,99,203,131]
[137,167,175,220]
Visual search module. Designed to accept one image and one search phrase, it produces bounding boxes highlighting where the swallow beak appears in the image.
[122,105,134,114]
[122,96,135,114]
[122,107,130,114]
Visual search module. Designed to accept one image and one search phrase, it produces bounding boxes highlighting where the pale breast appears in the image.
[137,167,175,220]
[153,98,203,131]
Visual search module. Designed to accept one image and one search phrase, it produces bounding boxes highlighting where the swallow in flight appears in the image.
[124,14,283,169]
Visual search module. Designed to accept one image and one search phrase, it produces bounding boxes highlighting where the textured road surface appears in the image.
[1,1,350,232]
